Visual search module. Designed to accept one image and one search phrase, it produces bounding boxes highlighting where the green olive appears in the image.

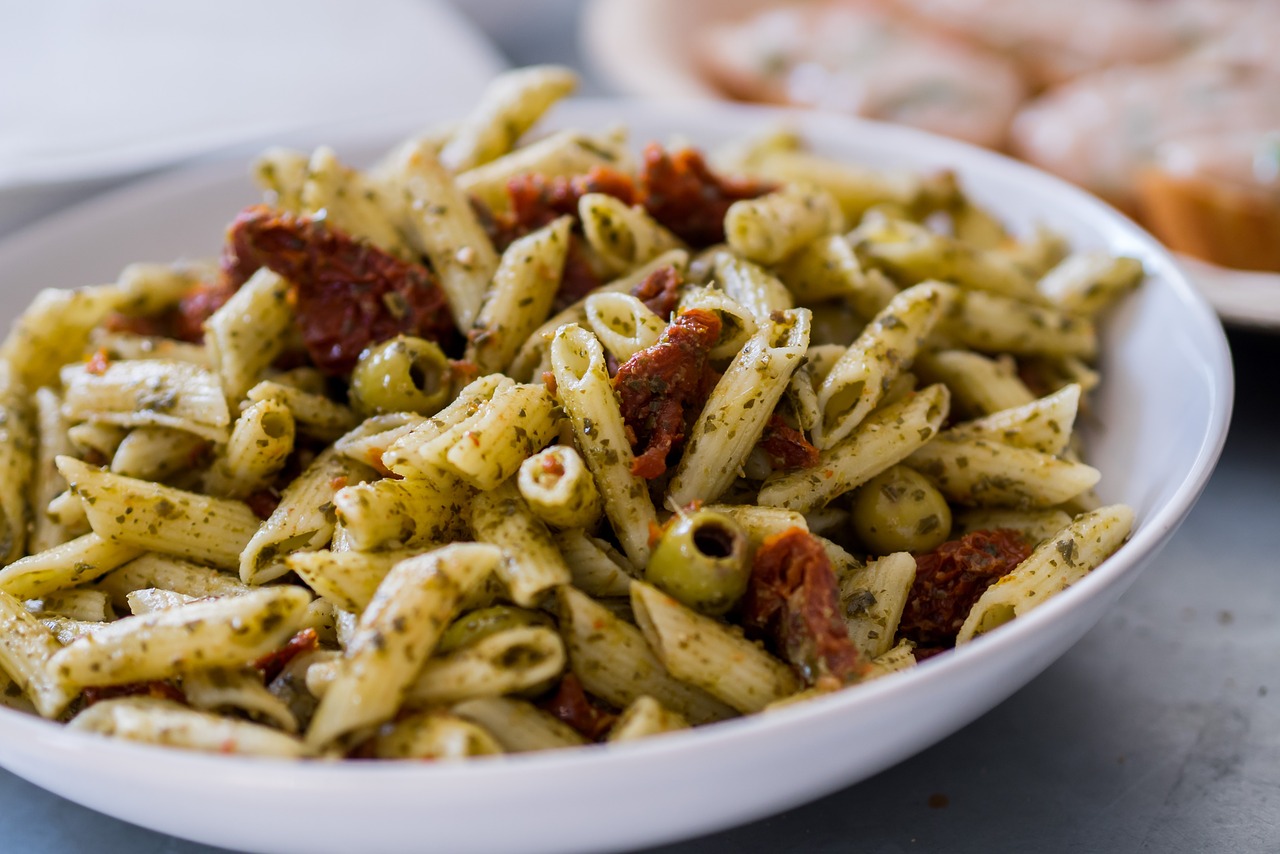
[645,510,750,616]
[349,336,451,416]
[850,464,952,555]
[436,606,554,655]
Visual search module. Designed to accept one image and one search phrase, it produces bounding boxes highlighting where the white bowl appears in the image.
[0,99,1232,854]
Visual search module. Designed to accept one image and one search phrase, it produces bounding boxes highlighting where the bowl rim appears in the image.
[0,96,1235,788]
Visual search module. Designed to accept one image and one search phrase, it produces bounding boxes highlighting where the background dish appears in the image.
[0,0,505,234]
[581,0,1280,331]
[0,99,1231,854]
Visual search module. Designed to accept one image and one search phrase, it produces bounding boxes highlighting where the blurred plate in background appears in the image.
[0,0,505,233]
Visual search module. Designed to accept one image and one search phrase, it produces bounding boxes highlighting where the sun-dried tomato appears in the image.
[174,279,238,343]
[613,308,721,479]
[81,681,186,707]
[253,628,320,684]
[742,527,869,686]
[630,264,682,320]
[898,529,1033,648]
[223,205,457,374]
[538,673,616,741]
[246,488,281,521]
[504,168,638,239]
[639,144,776,247]
[759,413,820,470]
[101,277,235,345]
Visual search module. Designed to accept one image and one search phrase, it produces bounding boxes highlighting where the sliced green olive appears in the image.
[850,464,952,555]
[349,336,450,416]
[645,510,751,616]
[436,605,553,655]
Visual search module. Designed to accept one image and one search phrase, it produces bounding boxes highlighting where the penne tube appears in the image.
[952,508,1074,545]
[550,325,657,568]
[957,505,1134,642]
[555,586,736,725]
[630,581,799,714]
[109,427,209,481]
[183,666,299,733]
[467,217,570,373]
[853,213,1044,304]
[382,374,512,476]
[941,384,1081,455]
[0,285,123,388]
[57,456,260,572]
[584,292,667,363]
[125,588,197,615]
[865,640,918,679]
[66,422,128,461]
[204,268,293,402]
[458,130,632,212]
[0,590,79,717]
[246,381,358,443]
[68,697,305,758]
[300,146,410,257]
[517,445,603,531]
[1038,253,1143,317]
[507,250,688,382]
[332,476,470,553]
[91,553,249,609]
[668,308,810,506]
[725,183,845,264]
[553,529,636,597]
[0,532,142,600]
[774,234,898,319]
[388,140,501,332]
[333,412,425,471]
[579,193,684,276]
[741,147,925,221]
[913,349,1035,417]
[61,360,230,443]
[813,281,952,448]
[90,330,210,366]
[50,585,311,688]
[703,505,809,546]
[441,65,579,172]
[252,147,310,213]
[372,710,504,760]
[712,252,794,320]
[908,437,1101,508]
[0,373,34,564]
[285,550,414,617]
[241,448,377,584]
[30,388,74,553]
[203,399,296,499]
[405,625,566,706]
[304,543,502,749]
[24,589,113,622]
[606,696,689,743]
[940,290,1097,360]
[759,384,950,513]
[451,696,586,753]
[385,382,557,491]
[114,261,209,316]
[837,550,916,658]
[470,481,571,607]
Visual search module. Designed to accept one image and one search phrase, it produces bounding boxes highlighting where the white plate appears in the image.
[1179,256,1280,330]
[0,100,1232,854]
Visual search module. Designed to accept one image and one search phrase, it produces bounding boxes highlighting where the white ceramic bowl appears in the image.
[0,100,1232,854]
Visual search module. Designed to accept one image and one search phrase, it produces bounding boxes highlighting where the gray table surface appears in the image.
[1,5,1277,852]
